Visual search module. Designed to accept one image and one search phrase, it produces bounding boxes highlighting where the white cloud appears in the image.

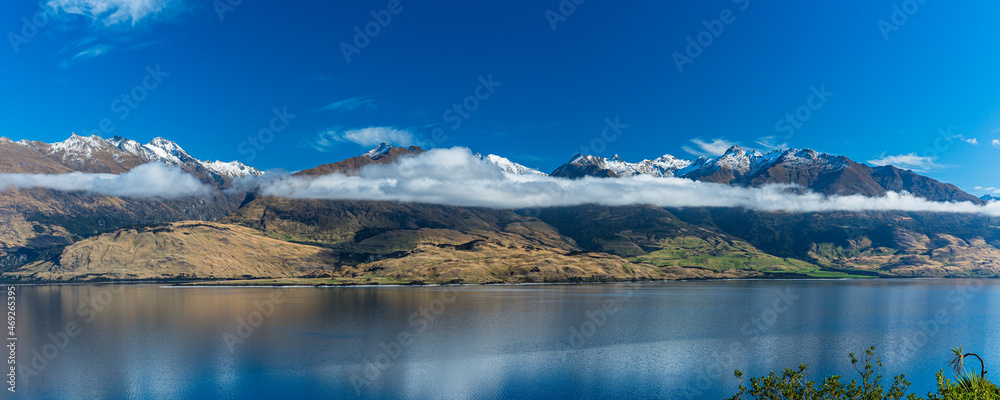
[60,44,114,67]
[966,138,979,145]
[0,163,210,198]
[867,153,943,172]
[310,127,418,152]
[314,97,376,113]
[46,0,181,27]
[993,139,1000,148]
[683,138,737,157]
[754,136,789,151]
[260,147,1000,216]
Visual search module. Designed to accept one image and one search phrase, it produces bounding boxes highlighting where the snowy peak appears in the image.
[713,146,761,173]
[721,145,747,157]
[552,147,845,181]
[130,136,261,178]
[23,133,263,179]
[569,154,603,166]
[363,143,393,159]
[45,133,122,167]
[143,137,198,165]
[477,153,546,175]
[107,136,152,158]
[50,133,108,153]
[202,160,262,178]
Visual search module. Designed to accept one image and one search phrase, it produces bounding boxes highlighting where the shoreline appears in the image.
[0,274,992,288]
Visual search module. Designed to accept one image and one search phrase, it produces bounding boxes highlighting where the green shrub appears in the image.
[725,346,999,400]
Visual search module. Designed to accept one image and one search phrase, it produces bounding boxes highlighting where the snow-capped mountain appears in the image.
[339,143,546,176]
[982,195,1000,203]
[1,133,262,185]
[476,153,546,176]
[106,135,262,178]
[554,146,849,181]
[550,145,982,204]
[363,143,394,159]
[552,153,692,178]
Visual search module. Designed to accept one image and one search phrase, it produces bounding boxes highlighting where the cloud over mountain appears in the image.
[867,153,943,172]
[261,147,1000,216]
[682,138,738,156]
[0,162,211,198]
[310,127,419,151]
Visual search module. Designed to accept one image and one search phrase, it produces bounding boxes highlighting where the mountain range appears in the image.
[551,146,984,204]
[0,133,260,182]
[1,133,998,284]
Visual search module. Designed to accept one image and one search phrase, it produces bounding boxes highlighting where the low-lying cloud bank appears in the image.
[261,147,1000,216]
[0,163,211,198]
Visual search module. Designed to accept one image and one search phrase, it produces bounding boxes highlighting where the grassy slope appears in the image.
[5,221,337,281]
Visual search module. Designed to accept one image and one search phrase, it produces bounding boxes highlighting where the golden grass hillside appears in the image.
[4,221,336,281]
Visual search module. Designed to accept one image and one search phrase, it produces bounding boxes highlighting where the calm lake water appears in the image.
[11,280,1000,399]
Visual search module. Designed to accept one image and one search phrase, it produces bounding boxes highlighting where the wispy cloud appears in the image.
[993,139,1000,148]
[682,138,737,157]
[0,163,210,198]
[313,97,377,113]
[310,127,418,152]
[965,137,979,145]
[754,136,789,151]
[61,44,114,67]
[867,153,943,172]
[46,0,183,27]
[259,147,1000,216]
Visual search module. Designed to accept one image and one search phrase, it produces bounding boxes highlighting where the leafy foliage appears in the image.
[726,346,1000,400]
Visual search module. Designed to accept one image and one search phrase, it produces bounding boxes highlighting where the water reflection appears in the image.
[12,280,1000,399]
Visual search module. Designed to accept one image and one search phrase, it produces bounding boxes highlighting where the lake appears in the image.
[11,280,998,399]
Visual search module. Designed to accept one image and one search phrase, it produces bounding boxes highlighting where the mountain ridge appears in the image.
[2,135,989,204]
[1,133,262,185]
[1,134,998,283]
[549,145,985,204]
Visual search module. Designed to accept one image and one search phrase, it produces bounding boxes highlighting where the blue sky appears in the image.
[3,0,1000,195]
